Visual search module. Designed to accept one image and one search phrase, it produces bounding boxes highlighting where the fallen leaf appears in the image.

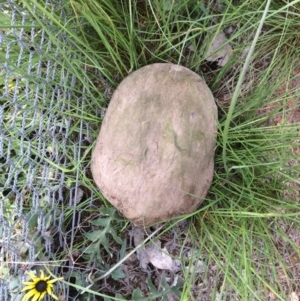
[290,292,299,301]
[205,30,232,66]
[137,247,149,271]
[145,244,173,270]
[131,227,145,247]
[73,187,84,204]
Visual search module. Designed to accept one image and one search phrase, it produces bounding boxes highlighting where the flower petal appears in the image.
[22,289,36,301]
[31,291,42,301]
[39,270,50,281]
[21,285,34,292]
[38,291,46,301]
[21,284,35,291]
[48,289,59,300]
[26,272,38,280]
[22,282,36,286]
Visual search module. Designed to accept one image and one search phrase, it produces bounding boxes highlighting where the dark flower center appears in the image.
[35,280,48,292]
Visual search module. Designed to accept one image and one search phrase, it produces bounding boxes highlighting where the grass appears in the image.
[1,0,300,300]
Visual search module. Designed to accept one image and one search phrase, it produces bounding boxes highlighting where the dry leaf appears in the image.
[73,187,84,204]
[145,245,173,270]
[131,227,145,247]
[205,31,232,66]
[137,247,150,271]
[290,292,299,301]
[137,240,174,270]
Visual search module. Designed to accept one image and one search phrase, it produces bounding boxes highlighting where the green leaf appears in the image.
[82,208,123,262]
[104,294,127,301]
[84,232,110,254]
[135,276,184,301]
[119,239,127,259]
[90,217,111,227]
[132,289,144,300]
[115,294,127,300]
[83,243,99,253]
[107,227,122,244]
[111,267,125,280]
[83,229,105,242]
[83,242,103,262]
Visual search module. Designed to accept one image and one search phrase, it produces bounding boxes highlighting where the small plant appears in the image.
[82,207,124,264]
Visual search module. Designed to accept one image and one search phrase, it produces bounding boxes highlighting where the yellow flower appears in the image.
[21,270,63,301]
